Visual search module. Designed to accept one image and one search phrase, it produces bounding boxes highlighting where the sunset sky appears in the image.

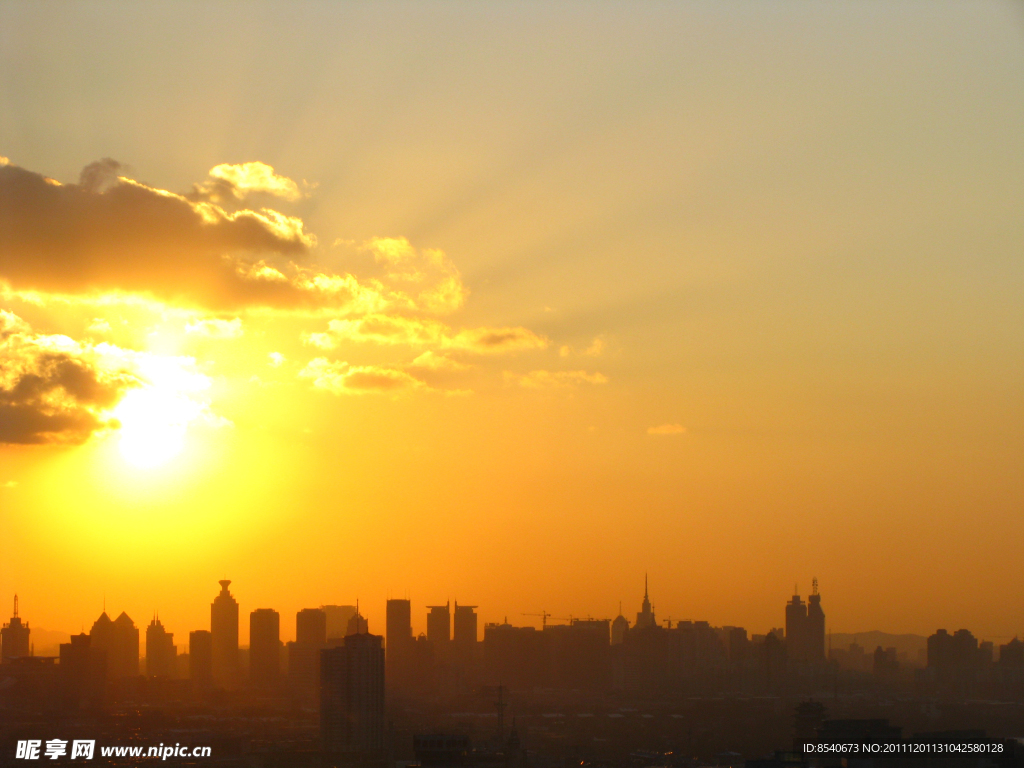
[1,1,1021,648]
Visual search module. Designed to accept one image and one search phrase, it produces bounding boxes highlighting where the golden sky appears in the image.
[0,1,1022,646]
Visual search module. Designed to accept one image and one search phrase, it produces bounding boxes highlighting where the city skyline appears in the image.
[1,1,1022,646]
[2,577,1021,658]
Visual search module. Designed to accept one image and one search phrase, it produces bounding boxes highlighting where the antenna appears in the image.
[812,577,819,595]
[13,594,18,619]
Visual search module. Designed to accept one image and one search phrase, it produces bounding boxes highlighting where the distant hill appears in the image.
[830,632,927,659]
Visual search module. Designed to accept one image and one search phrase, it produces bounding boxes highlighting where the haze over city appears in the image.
[1,0,1022,651]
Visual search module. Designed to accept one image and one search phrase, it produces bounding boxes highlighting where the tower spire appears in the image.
[13,594,18,618]
[645,573,648,599]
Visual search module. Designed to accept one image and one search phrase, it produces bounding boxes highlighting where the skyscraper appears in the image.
[453,602,478,664]
[90,611,139,679]
[321,633,385,755]
[59,634,105,710]
[611,605,629,646]
[785,580,826,664]
[296,608,327,646]
[289,608,327,702]
[347,606,368,636]
[145,615,176,678]
[427,603,450,645]
[386,599,413,687]
[635,575,656,630]
[249,608,281,689]
[806,579,826,663]
[1,595,30,661]
[211,580,239,685]
[189,630,213,690]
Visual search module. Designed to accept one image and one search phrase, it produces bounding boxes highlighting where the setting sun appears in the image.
[112,388,194,468]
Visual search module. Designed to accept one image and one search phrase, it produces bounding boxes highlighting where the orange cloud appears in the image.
[0,311,139,444]
[504,370,609,388]
[647,423,686,435]
[299,358,427,395]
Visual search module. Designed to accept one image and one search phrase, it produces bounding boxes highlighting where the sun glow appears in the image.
[112,387,203,468]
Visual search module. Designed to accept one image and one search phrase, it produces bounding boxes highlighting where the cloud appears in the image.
[268,352,286,368]
[409,351,469,371]
[363,237,468,313]
[504,370,609,388]
[0,311,139,444]
[299,358,426,395]
[647,423,686,435]
[0,159,319,309]
[184,317,244,339]
[306,314,548,354]
[198,162,306,202]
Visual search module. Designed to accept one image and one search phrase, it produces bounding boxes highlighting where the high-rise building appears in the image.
[321,633,385,755]
[90,611,139,679]
[249,609,281,689]
[145,615,176,678]
[347,606,368,636]
[1,595,30,661]
[635,575,656,630]
[59,634,105,709]
[427,603,450,645]
[321,605,357,641]
[189,630,213,689]
[211,580,239,685]
[611,604,629,646]
[806,580,826,663]
[785,580,826,664]
[453,602,478,664]
[297,608,327,646]
[386,599,413,687]
[386,599,412,652]
[289,608,327,702]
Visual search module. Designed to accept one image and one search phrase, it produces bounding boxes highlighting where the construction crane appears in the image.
[522,611,572,628]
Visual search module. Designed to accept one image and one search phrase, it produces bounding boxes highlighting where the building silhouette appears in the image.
[635,575,656,630]
[59,633,105,710]
[90,611,139,679]
[785,579,825,664]
[321,632,385,756]
[321,605,356,641]
[386,599,413,687]
[1,595,30,661]
[289,608,327,702]
[249,608,281,689]
[347,605,368,636]
[210,580,239,685]
[453,602,478,664]
[145,615,176,678]
[427,603,451,645]
[189,630,213,690]
[612,604,629,646]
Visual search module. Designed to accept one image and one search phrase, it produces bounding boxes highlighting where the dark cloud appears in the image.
[0,160,315,308]
[0,342,137,445]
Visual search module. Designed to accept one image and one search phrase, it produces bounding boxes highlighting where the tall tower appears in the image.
[211,580,239,685]
[386,599,413,685]
[145,615,176,678]
[321,633,385,755]
[426,603,451,644]
[785,586,809,663]
[1,595,31,661]
[452,602,478,664]
[611,603,629,645]
[806,578,826,663]
[249,609,281,689]
[635,575,656,630]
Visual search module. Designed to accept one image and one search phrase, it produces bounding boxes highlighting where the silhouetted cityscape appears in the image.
[2,581,1023,767]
